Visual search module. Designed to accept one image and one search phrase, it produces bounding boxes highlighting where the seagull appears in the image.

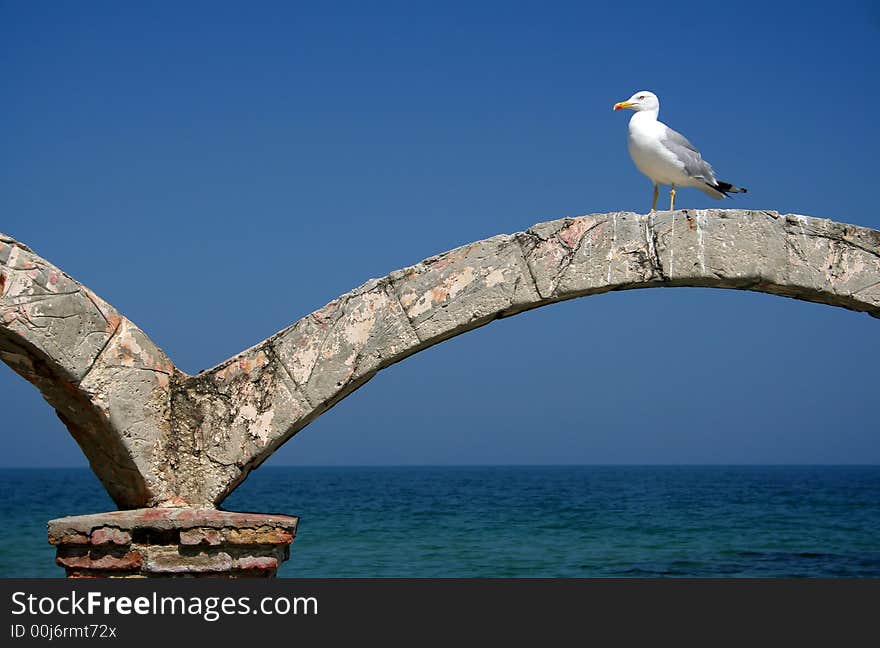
[613,90,746,212]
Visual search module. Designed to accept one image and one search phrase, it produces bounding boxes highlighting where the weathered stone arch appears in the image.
[2,210,879,509]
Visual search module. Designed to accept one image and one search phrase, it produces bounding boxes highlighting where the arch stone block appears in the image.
[1,234,174,507]
[2,210,878,509]
[273,277,419,407]
[0,235,119,383]
[388,233,541,342]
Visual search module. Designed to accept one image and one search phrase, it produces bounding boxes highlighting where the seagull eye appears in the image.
[637,95,645,100]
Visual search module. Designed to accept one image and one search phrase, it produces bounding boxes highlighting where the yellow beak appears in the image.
[613,101,634,111]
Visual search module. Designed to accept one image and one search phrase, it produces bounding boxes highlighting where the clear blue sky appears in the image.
[2,1,878,469]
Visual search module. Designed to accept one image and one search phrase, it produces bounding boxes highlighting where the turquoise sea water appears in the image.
[1,466,879,578]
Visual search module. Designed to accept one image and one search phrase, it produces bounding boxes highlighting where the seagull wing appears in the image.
[659,125,718,185]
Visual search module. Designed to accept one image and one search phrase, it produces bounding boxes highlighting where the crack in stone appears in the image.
[298,307,343,387]
[811,232,880,261]
[513,234,543,299]
[384,282,421,350]
[563,219,604,249]
[79,287,115,330]
[307,300,353,387]
[783,218,880,261]
[785,235,811,265]
[23,311,82,325]
[853,278,880,296]
[267,341,316,410]
[606,213,618,283]
[645,212,668,281]
[78,321,122,386]
[100,364,172,375]
[522,218,604,299]
[4,290,83,305]
[826,239,846,291]
[409,299,444,333]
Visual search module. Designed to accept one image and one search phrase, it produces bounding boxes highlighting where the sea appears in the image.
[1,465,879,578]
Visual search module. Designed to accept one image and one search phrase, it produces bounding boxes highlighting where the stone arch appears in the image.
[2,211,878,508]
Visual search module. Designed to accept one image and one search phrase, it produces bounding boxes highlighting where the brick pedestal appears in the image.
[48,509,299,578]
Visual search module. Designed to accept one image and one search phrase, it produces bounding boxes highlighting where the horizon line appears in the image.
[1,462,879,470]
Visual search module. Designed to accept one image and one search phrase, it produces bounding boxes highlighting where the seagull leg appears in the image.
[651,184,658,213]
[669,185,676,212]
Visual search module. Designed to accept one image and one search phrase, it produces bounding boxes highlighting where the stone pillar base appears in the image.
[48,509,299,578]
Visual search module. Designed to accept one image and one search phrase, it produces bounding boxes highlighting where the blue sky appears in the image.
[1,0,878,469]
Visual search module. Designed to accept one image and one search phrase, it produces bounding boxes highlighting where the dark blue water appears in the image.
[2,466,879,577]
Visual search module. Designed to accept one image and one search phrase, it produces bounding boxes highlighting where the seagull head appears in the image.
[613,91,659,112]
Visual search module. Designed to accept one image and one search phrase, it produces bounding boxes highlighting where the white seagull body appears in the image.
[613,90,746,212]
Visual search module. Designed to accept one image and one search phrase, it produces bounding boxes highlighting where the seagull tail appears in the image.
[714,180,747,197]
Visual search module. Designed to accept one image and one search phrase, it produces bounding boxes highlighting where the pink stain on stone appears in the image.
[558,218,591,249]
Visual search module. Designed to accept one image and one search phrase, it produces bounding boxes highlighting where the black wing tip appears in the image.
[715,180,747,197]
